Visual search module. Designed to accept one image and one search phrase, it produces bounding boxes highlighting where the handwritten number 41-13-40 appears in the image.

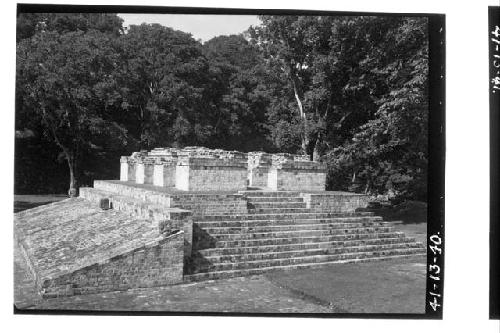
[492,25,500,92]
[428,234,442,311]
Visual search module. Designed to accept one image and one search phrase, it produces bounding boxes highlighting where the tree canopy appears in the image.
[15,13,429,201]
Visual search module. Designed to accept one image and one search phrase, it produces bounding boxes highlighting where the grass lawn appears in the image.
[265,256,426,314]
[14,194,67,213]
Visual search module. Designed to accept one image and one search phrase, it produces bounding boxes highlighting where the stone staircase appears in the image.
[184,191,425,282]
[79,182,425,283]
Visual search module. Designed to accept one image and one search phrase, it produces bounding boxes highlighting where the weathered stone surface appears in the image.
[122,147,328,192]
[153,158,177,187]
[267,153,327,191]
[300,192,371,212]
[14,198,186,297]
[248,152,272,188]
[175,153,248,191]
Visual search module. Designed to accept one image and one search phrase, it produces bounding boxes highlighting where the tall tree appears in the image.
[326,17,429,199]
[202,34,275,151]
[115,24,213,149]
[16,13,123,41]
[16,29,127,196]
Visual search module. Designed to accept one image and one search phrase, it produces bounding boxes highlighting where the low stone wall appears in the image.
[39,232,185,298]
[268,167,326,191]
[93,180,172,206]
[176,157,247,191]
[266,154,326,191]
[300,192,371,212]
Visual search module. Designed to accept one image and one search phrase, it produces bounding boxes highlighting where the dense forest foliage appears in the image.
[15,13,428,201]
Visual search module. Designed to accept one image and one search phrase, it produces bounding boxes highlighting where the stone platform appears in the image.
[14,198,187,298]
[15,178,425,298]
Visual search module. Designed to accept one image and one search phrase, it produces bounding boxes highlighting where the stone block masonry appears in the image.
[40,231,185,297]
[175,150,248,191]
[14,198,187,298]
[248,152,272,188]
[300,192,371,213]
[122,147,327,192]
[136,158,155,185]
[267,154,327,191]
[153,159,177,187]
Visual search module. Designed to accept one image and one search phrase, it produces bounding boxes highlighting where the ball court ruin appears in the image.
[14,147,425,298]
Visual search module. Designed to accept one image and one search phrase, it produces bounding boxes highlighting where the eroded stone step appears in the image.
[208,231,407,249]
[197,220,391,234]
[197,236,419,256]
[245,197,305,203]
[203,226,397,241]
[239,191,301,197]
[198,238,422,263]
[206,245,425,272]
[205,243,425,270]
[195,215,382,227]
[247,207,319,214]
[185,251,426,282]
[198,211,375,222]
[247,202,307,209]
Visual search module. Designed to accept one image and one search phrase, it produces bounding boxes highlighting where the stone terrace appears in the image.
[14,147,426,299]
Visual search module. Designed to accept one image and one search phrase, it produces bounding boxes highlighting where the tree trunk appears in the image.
[290,70,309,155]
[312,132,322,162]
[66,152,78,197]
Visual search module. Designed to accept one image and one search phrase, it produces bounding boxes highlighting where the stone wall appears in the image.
[247,152,272,188]
[135,159,155,185]
[39,231,184,298]
[153,160,177,187]
[175,148,248,191]
[267,154,326,191]
[300,192,371,212]
[176,157,247,191]
[121,147,327,192]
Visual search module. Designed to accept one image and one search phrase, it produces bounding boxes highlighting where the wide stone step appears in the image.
[238,191,301,197]
[198,211,375,222]
[197,220,390,234]
[245,197,305,203]
[197,236,419,257]
[247,202,307,209]
[173,203,247,216]
[195,215,381,227]
[209,231,406,248]
[247,207,320,214]
[207,244,425,271]
[184,251,426,282]
[203,226,397,242]
[208,244,425,272]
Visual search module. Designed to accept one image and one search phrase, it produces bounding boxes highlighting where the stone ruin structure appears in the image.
[14,146,426,298]
[120,147,327,192]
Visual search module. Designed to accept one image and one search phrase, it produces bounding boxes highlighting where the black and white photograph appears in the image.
[12,5,445,316]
